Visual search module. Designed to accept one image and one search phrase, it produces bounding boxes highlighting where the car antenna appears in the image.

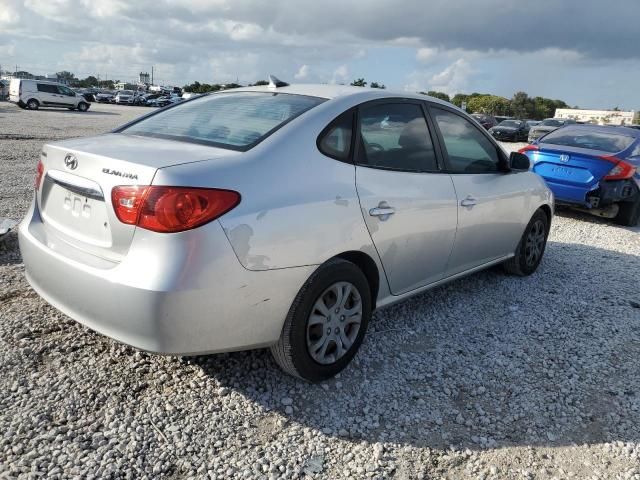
[268,75,289,88]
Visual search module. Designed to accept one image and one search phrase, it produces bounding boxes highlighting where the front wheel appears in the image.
[77,102,89,112]
[271,259,372,382]
[503,209,549,276]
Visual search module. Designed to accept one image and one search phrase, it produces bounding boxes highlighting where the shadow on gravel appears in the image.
[555,206,640,234]
[190,241,640,451]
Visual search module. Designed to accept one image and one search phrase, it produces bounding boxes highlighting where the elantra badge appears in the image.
[559,154,570,163]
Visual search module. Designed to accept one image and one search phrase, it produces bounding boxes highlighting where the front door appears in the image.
[429,106,528,275]
[355,101,458,295]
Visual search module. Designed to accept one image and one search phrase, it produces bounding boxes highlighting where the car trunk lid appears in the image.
[530,144,615,204]
[37,133,239,263]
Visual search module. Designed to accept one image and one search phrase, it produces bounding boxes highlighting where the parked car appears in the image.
[136,93,161,106]
[470,113,498,130]
[528,118,576,143]
[114,90,137,105]
[19,83,553,381]
[489,119,529,142]
[521,125,640,225]
[8,79,90,111]
[153,93,183,107]
[95,91,115,103]
[0,79,9,100]
[526,120,541,128]
[494,115,513,124]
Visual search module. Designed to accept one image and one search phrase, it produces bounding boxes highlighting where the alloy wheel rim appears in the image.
[306,281,362,365]
[524,219,546,267]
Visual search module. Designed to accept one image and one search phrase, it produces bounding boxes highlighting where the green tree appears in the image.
[252,80,269,86]
[370,82,386,89]
[422,90,450,102]
[467,95,511,116]
[350,78,367,87]
[511,91,535,119]
[56,71,77,84]
[451,93,469,108]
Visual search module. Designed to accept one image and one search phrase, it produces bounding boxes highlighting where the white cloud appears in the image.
[416,47,437,62]
[429,58,472,94]
[294,64,310,80]
[331,64,349,84]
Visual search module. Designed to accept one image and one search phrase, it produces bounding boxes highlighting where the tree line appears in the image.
[423,90,573,120]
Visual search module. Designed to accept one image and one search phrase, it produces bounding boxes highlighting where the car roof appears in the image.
[559,123,640,138]
[229,83,454,107]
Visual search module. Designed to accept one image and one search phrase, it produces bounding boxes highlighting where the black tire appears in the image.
[503,209,549,276]
[77,102,89,112]
[614,198,640,226]
[26,99,39,110]
[270,258,372,382]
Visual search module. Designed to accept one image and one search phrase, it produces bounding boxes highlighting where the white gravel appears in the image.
[1,101,640,479]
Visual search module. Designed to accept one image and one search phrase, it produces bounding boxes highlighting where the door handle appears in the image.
[369,202,395,219]
[460,195,477,207]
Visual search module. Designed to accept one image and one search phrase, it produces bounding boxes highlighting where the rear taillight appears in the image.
[34,160,44,190]
[518,145,539,154]
[111,186,240,233]
[600,155,636,180]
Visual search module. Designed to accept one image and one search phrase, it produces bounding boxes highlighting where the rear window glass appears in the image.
[121,92,325,150]
[541,128,635,153]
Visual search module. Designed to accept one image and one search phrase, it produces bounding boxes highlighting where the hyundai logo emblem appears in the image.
[64,154,78,170]
[559,154,570,163]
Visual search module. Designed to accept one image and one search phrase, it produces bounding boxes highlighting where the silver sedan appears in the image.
[19,80,553,381]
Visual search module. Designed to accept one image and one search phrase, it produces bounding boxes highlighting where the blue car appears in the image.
[520,125,640,226]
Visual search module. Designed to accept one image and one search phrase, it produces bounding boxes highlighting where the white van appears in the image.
[9,79,90,112]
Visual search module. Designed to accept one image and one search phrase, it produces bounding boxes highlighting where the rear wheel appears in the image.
[270,259,372,382]
[503,209,549,276]
[26,99,39,110]
[615,198,640,226]
[77,102,89,112]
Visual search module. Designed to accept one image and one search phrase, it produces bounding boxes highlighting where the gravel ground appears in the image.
[1,101,640,480]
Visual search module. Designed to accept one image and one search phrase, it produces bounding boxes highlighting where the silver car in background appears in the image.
[19,81,553,381]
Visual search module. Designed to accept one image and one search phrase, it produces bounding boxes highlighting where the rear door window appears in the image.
[37,84,58,94]
[121,92,325,151]
[357,103,439,172]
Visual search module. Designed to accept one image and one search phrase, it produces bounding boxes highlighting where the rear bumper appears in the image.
[550,179,638,208]
[19,200,315,355]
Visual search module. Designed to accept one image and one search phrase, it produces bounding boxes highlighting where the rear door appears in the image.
[429,105,528,275]
[355,100,458,295]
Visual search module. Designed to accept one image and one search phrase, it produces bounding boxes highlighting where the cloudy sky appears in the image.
[1,0,639,109]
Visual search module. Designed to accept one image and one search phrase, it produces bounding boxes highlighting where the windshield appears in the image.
[499,120,522,128]
[119,90,134,95]
[540,128,635,153]
[120,92,326,150]
[541,119,563,127]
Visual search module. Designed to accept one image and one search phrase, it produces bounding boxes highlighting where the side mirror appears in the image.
[509,152,530,171]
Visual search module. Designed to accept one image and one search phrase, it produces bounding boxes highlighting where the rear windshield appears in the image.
[120,92,325,150]
[540,128,636,153]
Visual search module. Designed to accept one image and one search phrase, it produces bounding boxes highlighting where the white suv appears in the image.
[9,79,90,112]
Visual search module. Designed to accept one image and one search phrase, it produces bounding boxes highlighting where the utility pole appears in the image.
[151,66,154,85]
